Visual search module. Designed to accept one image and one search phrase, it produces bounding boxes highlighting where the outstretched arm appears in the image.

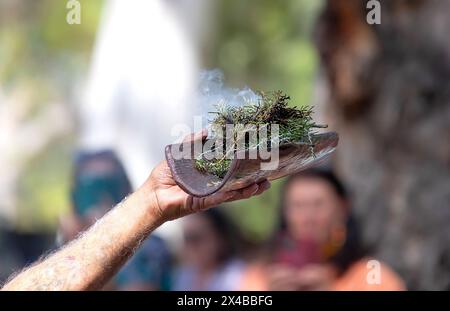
[2,160,270,291]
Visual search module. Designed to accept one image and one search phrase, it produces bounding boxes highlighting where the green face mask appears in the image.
[72,172,130,218]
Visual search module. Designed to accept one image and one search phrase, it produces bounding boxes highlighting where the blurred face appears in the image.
[283,177,347,243]
[182,214,223,269]
[63,158,123,242]
[75,158,122,224]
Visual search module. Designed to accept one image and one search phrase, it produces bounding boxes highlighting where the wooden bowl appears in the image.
[165,132,338,197]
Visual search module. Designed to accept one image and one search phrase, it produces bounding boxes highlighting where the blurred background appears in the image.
[0,0,449,290]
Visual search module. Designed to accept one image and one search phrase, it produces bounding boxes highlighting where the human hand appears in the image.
[141,130,271,222]
[267,264,336,291]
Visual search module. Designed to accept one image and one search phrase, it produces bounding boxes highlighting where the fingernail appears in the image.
[251,184,259,195]
[263,181,271,190]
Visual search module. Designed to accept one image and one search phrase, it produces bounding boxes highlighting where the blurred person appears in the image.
[241,169,405,291]
[0,228,54,284]
[1,130,271,290]
[59,150,132,241]
[79,0,213,249]
[115,235,172,291]
[59,150,172,291]
[80,0,208,184]
[173,209,245,291]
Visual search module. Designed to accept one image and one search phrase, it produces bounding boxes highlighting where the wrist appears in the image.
[137,181,168,226]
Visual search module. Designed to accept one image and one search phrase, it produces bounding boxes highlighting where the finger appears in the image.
[269,277,300,291]
[268,268,301,291]
[226,183,260,202]
[269,266,295,280]
[182,128,208,143]
[202,180,267,208]
[150,160,177,185]
[228,180,271,200]
[202,190,237,209]
[254,180,271,196]
[203,182,258,207]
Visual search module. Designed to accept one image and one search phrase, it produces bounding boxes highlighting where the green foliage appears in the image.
[208,0,325,240]
[0,0,103,231]
[207,0,324,108]
[1,0,323,236]
[17,139,74,231]
[195,158,232,179]
[194,91,325,178]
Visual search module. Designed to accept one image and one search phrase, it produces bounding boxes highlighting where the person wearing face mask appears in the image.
[1,131,269,291]
[59,150,172,291]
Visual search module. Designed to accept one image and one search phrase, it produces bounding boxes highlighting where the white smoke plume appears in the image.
[198,69,261,126]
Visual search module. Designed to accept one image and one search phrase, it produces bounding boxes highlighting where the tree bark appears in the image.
[314,0,450,290]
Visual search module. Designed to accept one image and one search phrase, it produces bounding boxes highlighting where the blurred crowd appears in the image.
[3,0,448,290]
[1,149,405,291]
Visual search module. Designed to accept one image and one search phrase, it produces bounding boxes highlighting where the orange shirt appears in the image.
[240,257,405,291]
[332,257,405,291]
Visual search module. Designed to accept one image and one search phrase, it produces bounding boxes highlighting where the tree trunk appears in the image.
[314,0,450,290]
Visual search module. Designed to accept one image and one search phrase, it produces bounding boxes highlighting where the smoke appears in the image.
[198,69,261,125]
[172,69,261,144]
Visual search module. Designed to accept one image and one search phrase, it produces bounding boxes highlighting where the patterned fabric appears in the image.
[116,235,172,290]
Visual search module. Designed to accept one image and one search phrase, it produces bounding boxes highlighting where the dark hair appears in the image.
[284,168,348,200]
[199,208,240,263]
[279,168,366,272]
